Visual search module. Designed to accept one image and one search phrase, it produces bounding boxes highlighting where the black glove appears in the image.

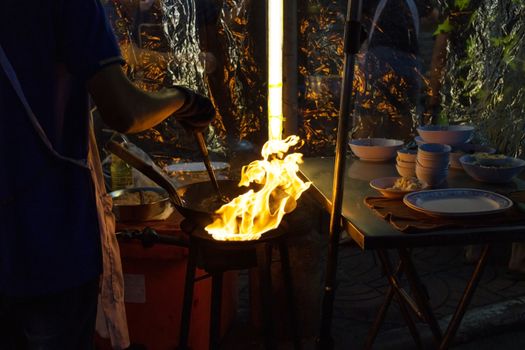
[172,86,216,131]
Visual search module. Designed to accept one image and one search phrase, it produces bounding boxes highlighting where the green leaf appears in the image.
[434,17,454,35]
[454,0,470,10]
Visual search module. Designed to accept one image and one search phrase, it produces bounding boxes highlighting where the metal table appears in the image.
[300,156,525,349]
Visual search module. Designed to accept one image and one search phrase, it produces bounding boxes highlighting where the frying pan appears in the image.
[106,141,248,227]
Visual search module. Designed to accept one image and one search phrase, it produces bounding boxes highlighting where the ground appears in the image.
[221,234,525,350]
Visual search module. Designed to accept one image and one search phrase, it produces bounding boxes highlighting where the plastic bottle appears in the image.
[110,154,133,191]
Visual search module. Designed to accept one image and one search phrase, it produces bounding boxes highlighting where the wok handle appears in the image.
[105,141,183,206]
[194,131,223,197]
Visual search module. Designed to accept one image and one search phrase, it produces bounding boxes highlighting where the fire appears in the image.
[205,135,311,241]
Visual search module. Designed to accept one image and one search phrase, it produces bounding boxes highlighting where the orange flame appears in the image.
[205,135,311,241]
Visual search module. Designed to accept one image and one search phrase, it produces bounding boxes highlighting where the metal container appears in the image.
[110,187,170,222]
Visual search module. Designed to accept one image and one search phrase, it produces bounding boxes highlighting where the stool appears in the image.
[177,220,302,350]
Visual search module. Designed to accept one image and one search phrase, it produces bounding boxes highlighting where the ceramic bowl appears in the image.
[415,163,448,187]
[416,155,450,170]
[415,136,427,146]
[397,149,417,163]
[417,125,474,146]
[369,176,428,199]
[418,143,452,156]
[396,157,416,167]
[396,163,416,178]
[459,155,525,183]
[349,138,404,162]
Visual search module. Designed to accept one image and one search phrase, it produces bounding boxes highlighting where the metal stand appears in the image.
[365,245,492,350]
[177,225,302,350]
[318,1,363,348]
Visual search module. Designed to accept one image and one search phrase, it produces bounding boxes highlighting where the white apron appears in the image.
[0,43,130,349]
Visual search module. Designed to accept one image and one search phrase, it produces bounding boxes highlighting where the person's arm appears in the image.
[87,64,185,133]
[57,0,214,134]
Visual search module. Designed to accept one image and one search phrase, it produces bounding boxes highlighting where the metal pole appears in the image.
[317,1,363,348]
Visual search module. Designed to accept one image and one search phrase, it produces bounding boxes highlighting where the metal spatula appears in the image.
[194,131,228,203]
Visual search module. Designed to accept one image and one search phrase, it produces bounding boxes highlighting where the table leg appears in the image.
[279,240,302,350]
[439,244,492,350]
[210,272,224,350]
[365,250,423,350]
[364,285,395,350]
[398,248,443,345]
[257,243,277,350]
[177,242,198,350]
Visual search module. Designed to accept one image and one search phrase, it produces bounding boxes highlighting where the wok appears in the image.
[106,141,247,227]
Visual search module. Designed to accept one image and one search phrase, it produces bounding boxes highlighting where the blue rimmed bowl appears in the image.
[459,154,525,183]
[417,125,474,147]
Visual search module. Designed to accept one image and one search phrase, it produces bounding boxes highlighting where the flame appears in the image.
[205,136,311,241]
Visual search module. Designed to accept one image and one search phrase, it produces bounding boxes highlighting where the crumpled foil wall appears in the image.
[297,0,428,155]
[102,0,266,162]
[439,0,525,157]
[297,1,344,156]
[102,0,523,160]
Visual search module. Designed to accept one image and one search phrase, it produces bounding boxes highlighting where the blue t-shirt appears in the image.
[0,0,123,296]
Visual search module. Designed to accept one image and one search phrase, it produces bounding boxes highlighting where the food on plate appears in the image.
[389,177,424,191]
[113,190,165,206]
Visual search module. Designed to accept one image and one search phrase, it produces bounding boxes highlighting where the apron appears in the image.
[0,44,130,349]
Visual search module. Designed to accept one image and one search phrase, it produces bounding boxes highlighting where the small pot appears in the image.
[110,187,170,222]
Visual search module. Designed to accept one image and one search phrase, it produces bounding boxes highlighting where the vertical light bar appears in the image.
[268,0,284,141]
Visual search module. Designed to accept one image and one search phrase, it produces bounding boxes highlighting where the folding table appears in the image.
[300,156,525,349]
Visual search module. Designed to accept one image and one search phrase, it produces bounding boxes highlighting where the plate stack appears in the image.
[396,149,417,177]
[416,143,451,187]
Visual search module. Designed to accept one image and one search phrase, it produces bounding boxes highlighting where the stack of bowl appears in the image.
[396,149,417,177]
[416,143,451,187]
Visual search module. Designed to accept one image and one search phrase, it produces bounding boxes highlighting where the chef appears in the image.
[0,0,214,349]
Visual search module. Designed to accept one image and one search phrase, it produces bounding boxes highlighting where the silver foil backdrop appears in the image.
[102,0,266,162]
[101,0,525,159]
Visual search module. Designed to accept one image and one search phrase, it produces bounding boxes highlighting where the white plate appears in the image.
[165,161,230,173]
[403,188,513,217]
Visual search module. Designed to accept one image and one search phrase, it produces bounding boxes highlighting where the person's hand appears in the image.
[172,86,216,131]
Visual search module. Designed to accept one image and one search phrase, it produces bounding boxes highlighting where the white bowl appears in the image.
[397,149,417,162]
[416,164,448,187]
[396,164,416,178]
[396,157,416,167]
[460,155,525,183]
[417,125,474,146]
[416,155,450,169]
[370,176,428,199]
[349,138,404,162]
[415,136,427,146]
[418,143,452,156]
